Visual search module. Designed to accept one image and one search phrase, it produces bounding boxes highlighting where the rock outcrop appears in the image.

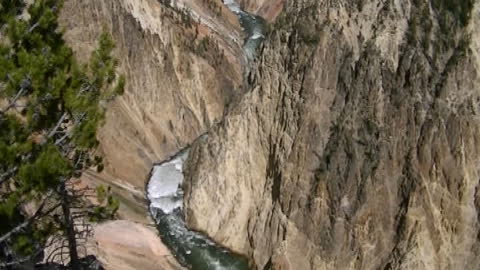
[94,220,182,270]
[59,0,245,209]
[184,0,480,269]
[57,0,247,268]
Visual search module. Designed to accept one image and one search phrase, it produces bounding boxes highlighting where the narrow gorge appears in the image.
[146,2,265,268]
[52,0,480,269]
[184,0,480,269]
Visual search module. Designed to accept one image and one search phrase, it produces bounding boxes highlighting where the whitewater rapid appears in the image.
[147,150,249,270]
[147,0,265,269]
[147,151,187,214]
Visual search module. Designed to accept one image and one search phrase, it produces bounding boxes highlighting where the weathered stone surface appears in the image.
[184,0,480,269]
[58,0,246,268]
[53,0,480,269]
[59,0,244,197]
[94,220,182,270]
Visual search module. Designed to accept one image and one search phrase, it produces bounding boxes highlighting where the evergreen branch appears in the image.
[0,166,18,185]
[0,86,26,116]
[0,195,61,244]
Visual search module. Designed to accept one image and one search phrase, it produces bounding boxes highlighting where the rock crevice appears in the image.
[184,0,480,269]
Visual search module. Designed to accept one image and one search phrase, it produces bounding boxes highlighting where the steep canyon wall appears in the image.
[58,0,246,269]
[184,0,480,269]
[59,0,244,221]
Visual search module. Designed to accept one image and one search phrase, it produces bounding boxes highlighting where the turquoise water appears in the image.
[153,209,249,269]
[147,151,249,270]
[239,12,266,60]
[224,0,266,60]
[147,1,265,269]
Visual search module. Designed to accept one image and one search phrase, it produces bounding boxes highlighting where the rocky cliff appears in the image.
[58,0,246,268]
[184,0,480,269]
[59,0,244,221]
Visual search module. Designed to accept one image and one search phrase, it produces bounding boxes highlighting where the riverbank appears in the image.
[58,0,249,268]
[146,0,266,268]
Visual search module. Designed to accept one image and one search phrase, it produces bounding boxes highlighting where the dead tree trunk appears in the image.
[60,182,80,270]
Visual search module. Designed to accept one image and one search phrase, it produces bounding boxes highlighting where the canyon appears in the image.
[59,0,246,268]
[58,0,480,269]
[185,0,480,269]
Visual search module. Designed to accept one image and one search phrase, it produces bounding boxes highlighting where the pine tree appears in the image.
[0,0,123,268]
[0,0,25,26]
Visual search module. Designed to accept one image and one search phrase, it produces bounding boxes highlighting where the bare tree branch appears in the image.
[0,87,26,116]
[0,197,61,244]
[0,252,40,268]
[28,22,40,33]
[0,166,18,185]
[47,112,68,138]
[55,133,69,146]
[46,240,70,263]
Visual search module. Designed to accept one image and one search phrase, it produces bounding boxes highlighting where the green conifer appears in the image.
[0,0,123,267]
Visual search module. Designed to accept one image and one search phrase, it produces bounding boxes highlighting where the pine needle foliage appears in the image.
[0,0,123,267]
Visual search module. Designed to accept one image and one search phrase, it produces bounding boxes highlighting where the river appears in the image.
[146,1,265,269]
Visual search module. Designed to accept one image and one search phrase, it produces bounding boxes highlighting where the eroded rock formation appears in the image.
[59,0,244,221]
[57,0,247,268]
[94,220,182,270]
[184,0,480,269]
